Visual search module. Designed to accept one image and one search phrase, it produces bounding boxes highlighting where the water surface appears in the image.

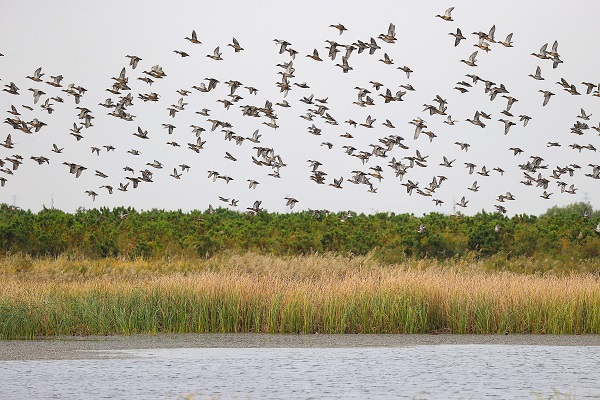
[1,334,598,399]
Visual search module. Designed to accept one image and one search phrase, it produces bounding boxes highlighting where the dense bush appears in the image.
[0,202,599,264]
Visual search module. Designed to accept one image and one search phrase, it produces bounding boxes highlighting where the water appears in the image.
[1,335,599,399]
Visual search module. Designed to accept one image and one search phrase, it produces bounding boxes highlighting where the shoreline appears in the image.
[1,333,599,361]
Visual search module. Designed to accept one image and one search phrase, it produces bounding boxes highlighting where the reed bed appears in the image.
[0,253,598,338]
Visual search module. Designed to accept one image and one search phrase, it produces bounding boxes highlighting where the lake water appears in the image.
[0,334,598,399]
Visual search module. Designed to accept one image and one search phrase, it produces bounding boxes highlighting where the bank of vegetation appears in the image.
[0,202,599,338]
[0,253,598,338]
[0,202,600,273]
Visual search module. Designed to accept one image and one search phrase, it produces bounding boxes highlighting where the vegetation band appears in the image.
[1,253,597,338]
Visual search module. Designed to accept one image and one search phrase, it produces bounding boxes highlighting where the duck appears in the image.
[146,160,163,169]
[460,51,478,67]
[456,196,469,208]
[360,115,376,128]
[30,156,50,165]
[247,200,263,213]
[436,7,454,21]
[449,28,465,46]
[100,185,113,194]
[133,126,149,139]
[284,197,299,209]
[397,66,413,78]
[330,23,347,35]
[539,90,554,106]
[1,134,15,149]
[335,56,352,73]
[28,88,45,104]
[3,82,19,95]
[499,119,516,134]
[440,156,455,167]
[26,67,44,82]
[518,115,532,126]
[578,109,591,120]
[85,191,98,201]
[126,55,142,69]
[378,23,396,43]
[306,49,322,61]
[227,38,244,52]
[454,142,470,152]
[379,53,394,65]
[499,33,513,47]
[528,66,544,80]
[170,168,182,179]
[185,30,201,44]
[206,47,223,60]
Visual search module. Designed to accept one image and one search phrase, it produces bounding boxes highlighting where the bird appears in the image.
[185,30,201,44]
[306,49,322,61]
[529,66,544,80]
[398,66,413,78]
[578,109,592,120]
[379,53,394,65]
[436,7,454,21]
[85,191,98,201]
[173,50,189,57]
[1,135,15,149]
[449,28,465,46]
[378,23,397,43]
[460,51,478,67]
[440,156,455,167]
[26,67,44,82]
[228,38,244,52]
[126,55,142,69]
[100,185,113,194]
[499,33,513,47]
[456,196,469,208]
[284,197,299,209]
[499,119,516,134]
[539,90,554,106]
[330,23,347,35]
[207,47,223,60]
[133,126,150,139]
[170,168,182,179]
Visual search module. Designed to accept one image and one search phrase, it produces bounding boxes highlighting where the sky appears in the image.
[0,0,599,216]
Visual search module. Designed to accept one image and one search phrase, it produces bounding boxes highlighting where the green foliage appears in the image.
[1,203,599,269]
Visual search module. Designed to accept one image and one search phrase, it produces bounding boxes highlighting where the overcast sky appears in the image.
[0,0,599,215]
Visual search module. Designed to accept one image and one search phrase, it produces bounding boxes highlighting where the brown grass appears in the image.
[0,252,598,338]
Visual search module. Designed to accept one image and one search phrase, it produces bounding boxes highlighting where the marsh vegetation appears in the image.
[1,252,598,339]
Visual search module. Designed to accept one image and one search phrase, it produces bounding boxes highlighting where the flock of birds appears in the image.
[1,6,600,232]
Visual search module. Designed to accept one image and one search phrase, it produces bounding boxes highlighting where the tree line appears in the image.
[0,202,599,264]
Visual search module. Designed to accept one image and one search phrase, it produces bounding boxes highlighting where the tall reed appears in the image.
[0,253,598,338]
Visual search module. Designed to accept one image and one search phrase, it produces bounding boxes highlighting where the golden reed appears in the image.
[0,253,598,338]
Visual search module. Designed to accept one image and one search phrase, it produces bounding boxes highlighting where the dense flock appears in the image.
[1,6,599,225]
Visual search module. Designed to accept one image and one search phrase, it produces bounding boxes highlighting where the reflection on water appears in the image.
[1,343,599,399]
